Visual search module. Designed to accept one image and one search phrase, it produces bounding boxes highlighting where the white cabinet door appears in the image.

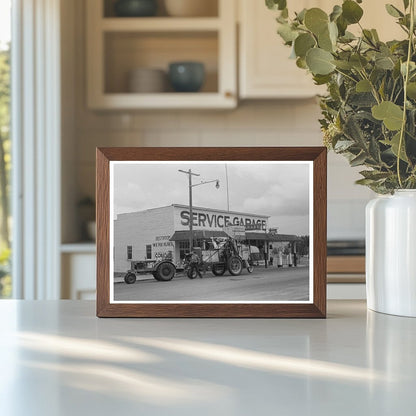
[62,253,96,300]
[239,0,326,99]
[238,0,404,99]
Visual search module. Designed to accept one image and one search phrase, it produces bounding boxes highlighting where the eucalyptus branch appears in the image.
[334,68,358,84]
[359,69,381,104]
[397,0,415,188]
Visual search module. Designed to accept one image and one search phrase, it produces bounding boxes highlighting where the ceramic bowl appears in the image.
[168,62,205,92]
[114,0,158,17]
[128,68,167,93]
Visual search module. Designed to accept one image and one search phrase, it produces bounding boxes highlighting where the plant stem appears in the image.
[397,0,415,188]
[334,68,358,84]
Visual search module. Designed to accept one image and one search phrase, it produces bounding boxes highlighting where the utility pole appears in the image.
[225,164,230,212]
[179,169,200,252]
[179,169,220,253]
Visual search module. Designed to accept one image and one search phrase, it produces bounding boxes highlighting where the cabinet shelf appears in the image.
[101,17,221,32]
[86,0,236,110]
[90,92,235,110]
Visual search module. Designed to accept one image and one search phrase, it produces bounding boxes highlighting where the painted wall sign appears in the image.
[179,209,268,231]
[153,235,174,260]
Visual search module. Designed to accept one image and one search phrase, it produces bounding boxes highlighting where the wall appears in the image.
[114,206,175,272]
[62,0,374,243]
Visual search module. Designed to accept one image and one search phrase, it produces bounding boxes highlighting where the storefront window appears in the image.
[146,244,152,259]
[179,241,189,259]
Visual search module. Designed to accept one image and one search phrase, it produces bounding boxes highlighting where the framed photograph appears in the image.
[96,147,327,318]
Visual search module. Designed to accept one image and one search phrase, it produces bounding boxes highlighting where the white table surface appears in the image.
[0,300,415,416]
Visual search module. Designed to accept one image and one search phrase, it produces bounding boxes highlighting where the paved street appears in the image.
[114,266,310,302]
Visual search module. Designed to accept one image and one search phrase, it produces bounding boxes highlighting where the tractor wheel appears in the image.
[152,271,161,281]
[227,256,243,276]
[212,264,226,276]
[124,272,137,284]
[155,262,175,281]
[187,268,198,279]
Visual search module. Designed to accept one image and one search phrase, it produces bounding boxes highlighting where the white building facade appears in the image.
[114,204,270,273]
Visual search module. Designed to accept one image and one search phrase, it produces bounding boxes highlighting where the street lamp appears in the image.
[179,169,220,253]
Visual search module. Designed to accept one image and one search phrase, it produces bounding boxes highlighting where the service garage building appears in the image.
[114,204,272,273]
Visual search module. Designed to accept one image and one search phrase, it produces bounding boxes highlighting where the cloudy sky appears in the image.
[113,162,311,235]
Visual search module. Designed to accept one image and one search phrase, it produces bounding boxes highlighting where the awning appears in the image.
[169,230,228,241]
[169,230,302,242]
[246,232,302,242]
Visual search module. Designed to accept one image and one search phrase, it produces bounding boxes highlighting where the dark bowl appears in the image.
[114,0,158,17]
[168,62,205,93]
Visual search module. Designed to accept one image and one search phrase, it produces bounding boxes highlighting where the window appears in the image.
[0,0,11,298]
[127,245,132,260]
[179,241,190,259]
[146,244,152,260]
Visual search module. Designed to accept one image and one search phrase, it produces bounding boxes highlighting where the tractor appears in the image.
[123,259,179,284]
[184,237,254,279]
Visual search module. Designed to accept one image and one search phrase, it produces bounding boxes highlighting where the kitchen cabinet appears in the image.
[238,0,404,99]
[61,245,96,300]
[86,0,237,109]
[239,0,325,99]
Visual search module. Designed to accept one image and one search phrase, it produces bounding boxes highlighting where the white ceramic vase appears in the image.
[366,190,416,317]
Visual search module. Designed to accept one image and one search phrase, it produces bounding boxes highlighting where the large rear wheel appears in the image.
[212,263,226,276]
[155,262,175,281]
[227,256,243,276]
[124,272,137,284]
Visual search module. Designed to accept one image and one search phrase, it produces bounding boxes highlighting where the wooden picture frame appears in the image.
[96,147,327,318]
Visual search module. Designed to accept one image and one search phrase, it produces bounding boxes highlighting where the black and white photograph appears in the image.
[109,161,313,303]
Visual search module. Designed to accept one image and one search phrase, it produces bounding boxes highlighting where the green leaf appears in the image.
[333,60,353,70]
[313,74,332,85]
[407,82,416,99]
[350,152,367,167]
[339,31,356,43]
[294,33,316,58]
[296,57,308,69]
[266,0,287,11]
[344,114,367,147]
[356,79,372,92]
[403,0,410,10]
[330,5,342,22]
[334,140,355,152]
[360,170,391,180]
[382,132,409,162]
[296,8,307,23]
[372,101,404,131]
[318,27,334,52]
[336,15,348,36]
[304,8,329,35]
[371,29,380,42]
[306,48,335,75]
[350,54,368,70]
[342,0,364,24]
[277,23,298,43]
[328,21,338,44]
[363,29,376,46]
[385,4,404,18]
[375,55,395,70]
